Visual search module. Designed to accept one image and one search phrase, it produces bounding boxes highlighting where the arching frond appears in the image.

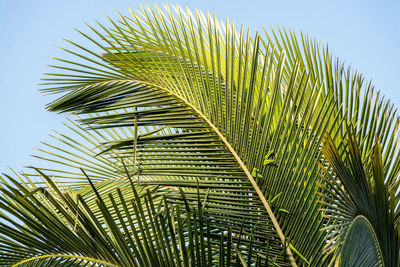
[1,170,251,266]
[1,4,399,266]
[319,126,399,266]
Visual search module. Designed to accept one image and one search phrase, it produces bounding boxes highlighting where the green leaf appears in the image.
[2,4,400,266]
[338,216,383,267]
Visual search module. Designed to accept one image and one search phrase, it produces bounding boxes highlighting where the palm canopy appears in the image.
[1,4,400,266]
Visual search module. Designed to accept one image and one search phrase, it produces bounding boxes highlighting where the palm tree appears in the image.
[1,4,399,266]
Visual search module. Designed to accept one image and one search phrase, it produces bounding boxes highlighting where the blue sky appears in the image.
[0,0,399,171]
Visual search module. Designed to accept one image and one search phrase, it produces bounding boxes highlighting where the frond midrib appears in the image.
[11,253,118,267]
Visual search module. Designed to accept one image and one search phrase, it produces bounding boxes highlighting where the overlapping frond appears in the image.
[33,4,400,265]
[1,170,255,266]
[318,126,399,266]
[1,4,398,266]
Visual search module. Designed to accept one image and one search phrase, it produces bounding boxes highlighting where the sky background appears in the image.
[0,0,399,172]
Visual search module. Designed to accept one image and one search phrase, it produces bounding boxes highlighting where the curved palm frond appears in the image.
[0,3,397,266]
[1,169,251,266]
[32,4,400,266]
[12,257,93,267]
[338,215,383,267]
[41,5,334,265]
[319,126,399,266]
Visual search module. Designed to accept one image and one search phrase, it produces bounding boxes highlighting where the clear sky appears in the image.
[1,0,399,172]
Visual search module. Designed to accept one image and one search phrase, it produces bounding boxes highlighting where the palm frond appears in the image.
[338,215,383,267]
[319,126,399,266]
[9,4,398,265]
[1,169,258,266]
